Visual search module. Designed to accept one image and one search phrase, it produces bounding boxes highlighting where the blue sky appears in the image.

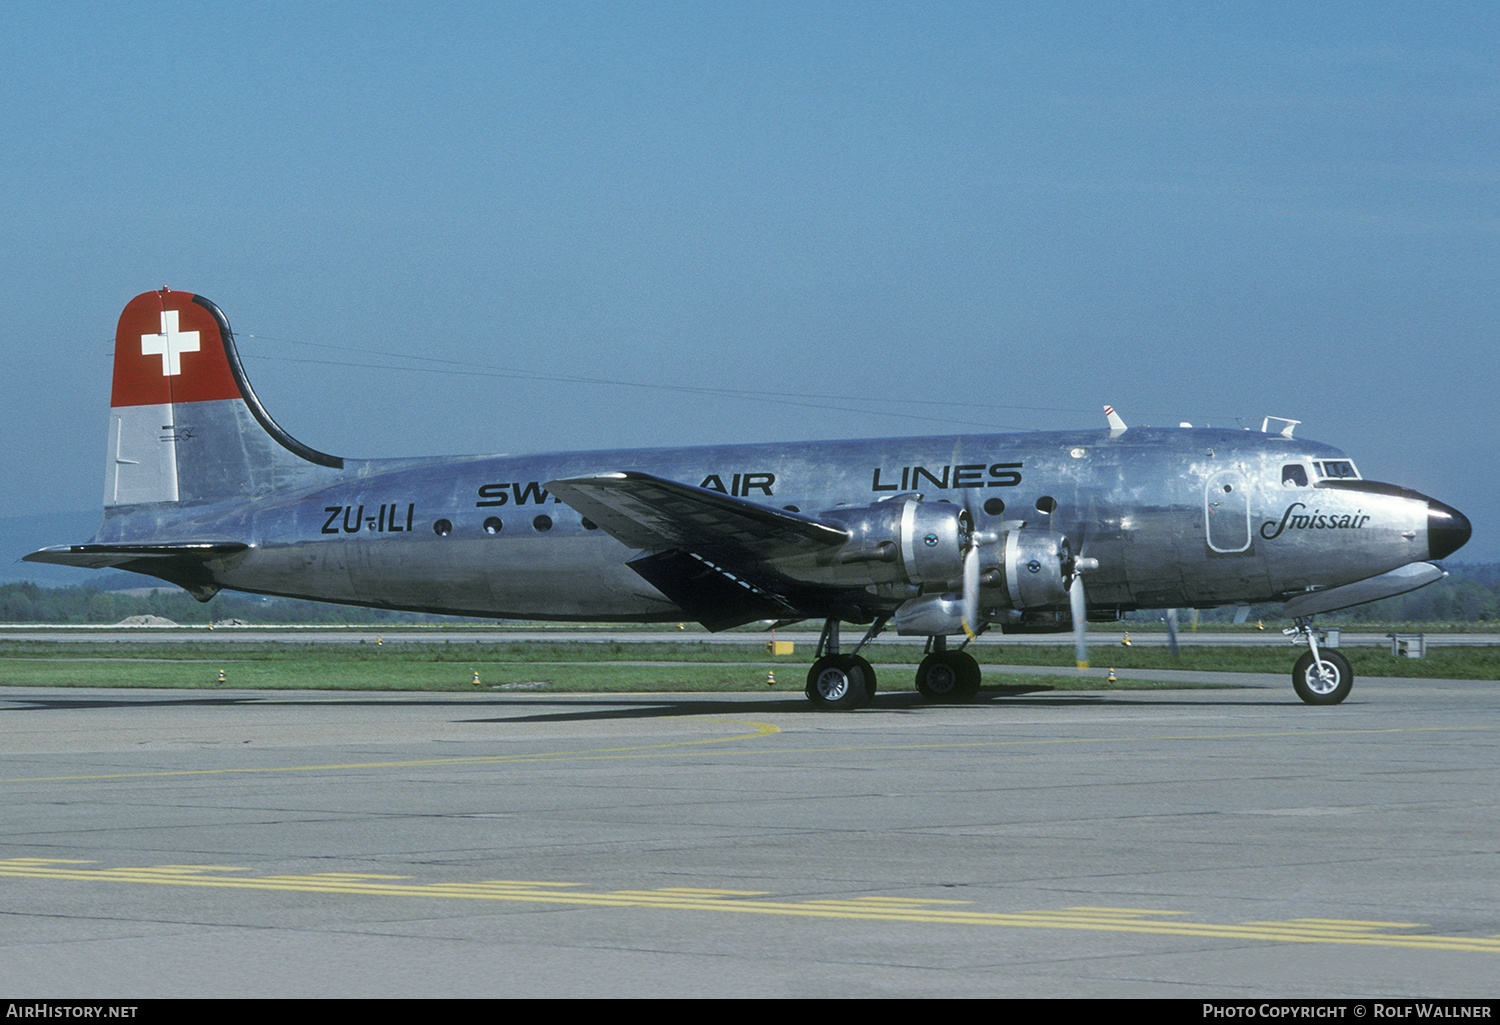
[4,1,1497,562]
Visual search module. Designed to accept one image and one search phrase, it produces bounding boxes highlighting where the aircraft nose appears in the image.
[1428,498,1471,560]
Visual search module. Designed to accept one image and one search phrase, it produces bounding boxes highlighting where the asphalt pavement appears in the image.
[2,670,1498,997]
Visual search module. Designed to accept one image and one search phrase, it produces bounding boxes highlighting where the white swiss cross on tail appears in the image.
[140,310,200,376]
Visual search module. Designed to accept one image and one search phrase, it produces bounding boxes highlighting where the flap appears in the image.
[627,550,802,631]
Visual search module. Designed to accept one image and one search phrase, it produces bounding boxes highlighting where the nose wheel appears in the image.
[1286,616,1353,705]
[1292,649,1353,705]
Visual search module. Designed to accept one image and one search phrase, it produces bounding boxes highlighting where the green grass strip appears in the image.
[0,639,1494,692]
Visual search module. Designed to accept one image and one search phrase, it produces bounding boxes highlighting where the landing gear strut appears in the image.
[1285,616,1353,705]
[800,618,985,710]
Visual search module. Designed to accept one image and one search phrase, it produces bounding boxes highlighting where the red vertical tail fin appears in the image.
[106,289,341,508]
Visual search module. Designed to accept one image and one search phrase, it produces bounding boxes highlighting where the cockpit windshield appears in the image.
[1313,459,1360,480]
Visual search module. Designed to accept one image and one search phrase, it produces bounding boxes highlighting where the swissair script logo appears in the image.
[141,310,200,376]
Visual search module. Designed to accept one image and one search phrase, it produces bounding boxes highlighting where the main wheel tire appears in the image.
[1292,649,1353,705]
[805,655,871,711]
[916,651,981,703]
[916,653,959,702]
[850,655,876,698]
[951,651,982,702]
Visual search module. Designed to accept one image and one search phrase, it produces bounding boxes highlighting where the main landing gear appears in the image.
[1285,616,1353,705]
[915,636,981,703]
[805,654,876,710]
[804,619,982,710]
[804,618,878,710]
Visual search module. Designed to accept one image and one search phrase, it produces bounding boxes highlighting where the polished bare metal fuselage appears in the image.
[91,425,1435,624]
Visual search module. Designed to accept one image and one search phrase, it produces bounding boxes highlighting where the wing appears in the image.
[545,471,846,557]
[545,472,852,630]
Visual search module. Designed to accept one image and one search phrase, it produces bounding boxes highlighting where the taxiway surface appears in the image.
[2,672,1497,998]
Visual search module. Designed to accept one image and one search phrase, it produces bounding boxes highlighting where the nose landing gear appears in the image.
[1286,617,1353,705]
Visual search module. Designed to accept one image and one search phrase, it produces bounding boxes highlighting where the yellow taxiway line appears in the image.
[2,858,1498,954]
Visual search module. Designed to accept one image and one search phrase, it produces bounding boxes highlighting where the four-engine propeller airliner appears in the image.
[27,289,1472,708]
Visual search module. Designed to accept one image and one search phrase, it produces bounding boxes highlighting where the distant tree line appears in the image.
[0,580,475,625]
[1325,562,1500,623]
[1176,562,1500,626]
[3,563,1497,627]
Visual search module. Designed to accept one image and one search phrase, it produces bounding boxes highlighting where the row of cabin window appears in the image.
[425,494,1071,538]
[430,515,600,536]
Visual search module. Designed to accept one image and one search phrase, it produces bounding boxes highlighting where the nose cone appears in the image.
[1428,499,1472,560]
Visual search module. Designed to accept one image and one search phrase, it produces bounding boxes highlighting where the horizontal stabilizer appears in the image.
[25,541,250,569]
[1282,561,1445,618]
[24,541,250,601]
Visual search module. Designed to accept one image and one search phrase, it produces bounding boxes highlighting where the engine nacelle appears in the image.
[798,500,1077,630]
[818,498,969,590]
[889,529,1076,635]
[1001,531,1072,610]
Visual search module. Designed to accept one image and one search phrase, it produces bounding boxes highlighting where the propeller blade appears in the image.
[1166,607,1180,658]
[961,542,980,640]
[1069,573,1089,669]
